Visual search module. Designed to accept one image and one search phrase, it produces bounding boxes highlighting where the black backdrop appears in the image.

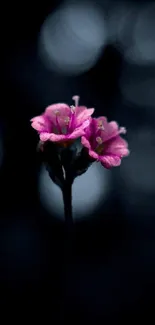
[1,0,155,322]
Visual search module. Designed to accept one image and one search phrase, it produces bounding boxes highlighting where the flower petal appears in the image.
[49,133,69,142]
[104,136,129,157]
[100,155,121,168]
[68,127,85,140]
[40,132,51,141]
[101,120,119,142]
[45,103,72,134]
[95,117,126,143]
[81,136,91,150]
[75,106,94,125]
[31,115,51,133]
[45,104,71,120]
[88,150,99,160]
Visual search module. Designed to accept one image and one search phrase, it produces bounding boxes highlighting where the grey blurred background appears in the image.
[1,0,155,322]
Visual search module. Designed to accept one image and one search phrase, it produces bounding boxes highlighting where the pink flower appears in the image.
[30,96,94,145]
[81,117,129,168]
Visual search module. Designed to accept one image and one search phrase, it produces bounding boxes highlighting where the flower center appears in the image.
[61,117,70,134]
[53,110,71,134]
[64,117,70,125]
[54,110,60,116]
[53,110,61,134]
[95,136,104,154]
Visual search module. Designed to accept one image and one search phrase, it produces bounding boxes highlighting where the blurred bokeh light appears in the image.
[124,3,155,65]
[107,2,155,66]
[39,1,107,74]
[107,1,137,47]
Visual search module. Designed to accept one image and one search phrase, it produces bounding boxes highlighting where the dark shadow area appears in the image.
[1,0,155,322]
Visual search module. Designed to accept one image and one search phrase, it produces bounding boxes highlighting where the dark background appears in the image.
[1,0,155,322]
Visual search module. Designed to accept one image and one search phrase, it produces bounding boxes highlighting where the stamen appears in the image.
[64,117,70,125]
[95,137,104,154]
[120,127,126,134]
[54,110,60,115]
[70,105,75,113]
[98,121,104,130]
[96,136,103,144]
[61,117,70,134]
[72,95,80,107]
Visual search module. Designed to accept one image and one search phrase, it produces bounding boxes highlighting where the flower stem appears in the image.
[62,177,73,228]
[62,176,73,318]
[62,175,74,271]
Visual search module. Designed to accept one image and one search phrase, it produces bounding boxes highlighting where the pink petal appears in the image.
[100,155,121,169]
[45,104,72,134]
[95,117,125,143]
[101,120,119,142]
[94,116,107,125]
[45,104,71,120]
[31,115,51,132]
[49,133,69,142]
[68,128,86,140]
[104,136,129,157]
[75,106,94,125]
[75,106,87,115]
[86,118,97,138]
[88,150,99,160]
[41,132,70,142]
[40,132,51,141]
[93,116,108,130]
[69,119,92,139]
[81,118,92,129]
[81,136,91,150]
